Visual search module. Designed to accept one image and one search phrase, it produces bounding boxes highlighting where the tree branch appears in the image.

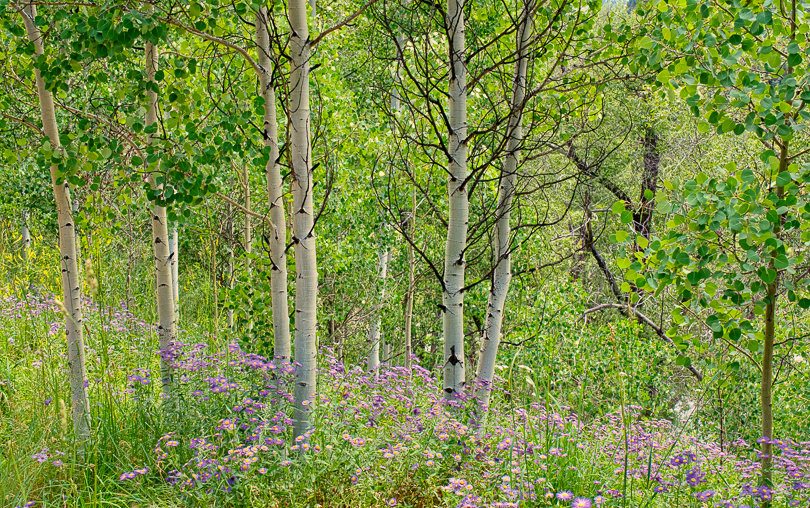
[2,112,45,136]
[311,0,383,47]
[580,303,704,381]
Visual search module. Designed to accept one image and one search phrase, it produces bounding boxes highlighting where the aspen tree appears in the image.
[170,226,179,319]
[256,7,292,361]
[243,164,253,332]
[404,188,416,371]
[21,210,30,262]
[442,0,469,399]
[288,0,318,438]
[18,4,91,442]
[227,204,235,329]
[474,0,534,409]
[369,33,403,372]
[367,250,390,372]
[145,40,176,398]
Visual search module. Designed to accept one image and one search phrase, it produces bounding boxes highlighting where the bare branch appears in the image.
[580,303,704,381]
[311,0,383,47]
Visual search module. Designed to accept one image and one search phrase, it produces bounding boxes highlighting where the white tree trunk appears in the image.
[368,32,403,372]
[404,188,416,371]
[244,166,252,260]
[145,41,177,399]
[227,204,235,329]
[474,0,534,409]
[288,0,318,439]
[211,233,219,337]
[70,185,81,260]
[392,33,414,370]
[21,210,30,262]
[170,225,179,319]
[256,8,292,361]
[243,164,253,332]
[367,249,390,372]
[20,4,91,443]
[442,0,468,400]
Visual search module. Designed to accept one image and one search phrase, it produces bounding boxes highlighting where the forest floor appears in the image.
[2,290,808,508]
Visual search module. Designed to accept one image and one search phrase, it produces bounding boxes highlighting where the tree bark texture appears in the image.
[170,225,179,319]
[145,41,177,398]
[257,8,292,362]
[442,0,469,400]
[21,210,31,262]
[243,164,253,332]
[288,0,318,438]
[20,4,91,443]
[227,204,235,329]
[367,250,390,372]
[634,126,660,242]
[404,188,416,370]
[761,143,787,485]
[473,0,533,408]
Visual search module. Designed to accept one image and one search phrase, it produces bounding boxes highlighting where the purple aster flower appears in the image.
[572,497,592,508]
[692,490,714,502]
[557,491,574,501]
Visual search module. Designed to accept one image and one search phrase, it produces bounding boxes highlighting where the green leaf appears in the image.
[706,314,722,332]
[612,200,627,214]
[788,53,803,67]
[776,171,793,186]
[757,266,777,284]
[729,217,742,231]
[615,230,629,242]
[756,11,772,25]
[638,36,654,50]
[741,169,755,184]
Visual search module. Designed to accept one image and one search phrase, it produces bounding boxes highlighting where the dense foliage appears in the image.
[1,0,810,506]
